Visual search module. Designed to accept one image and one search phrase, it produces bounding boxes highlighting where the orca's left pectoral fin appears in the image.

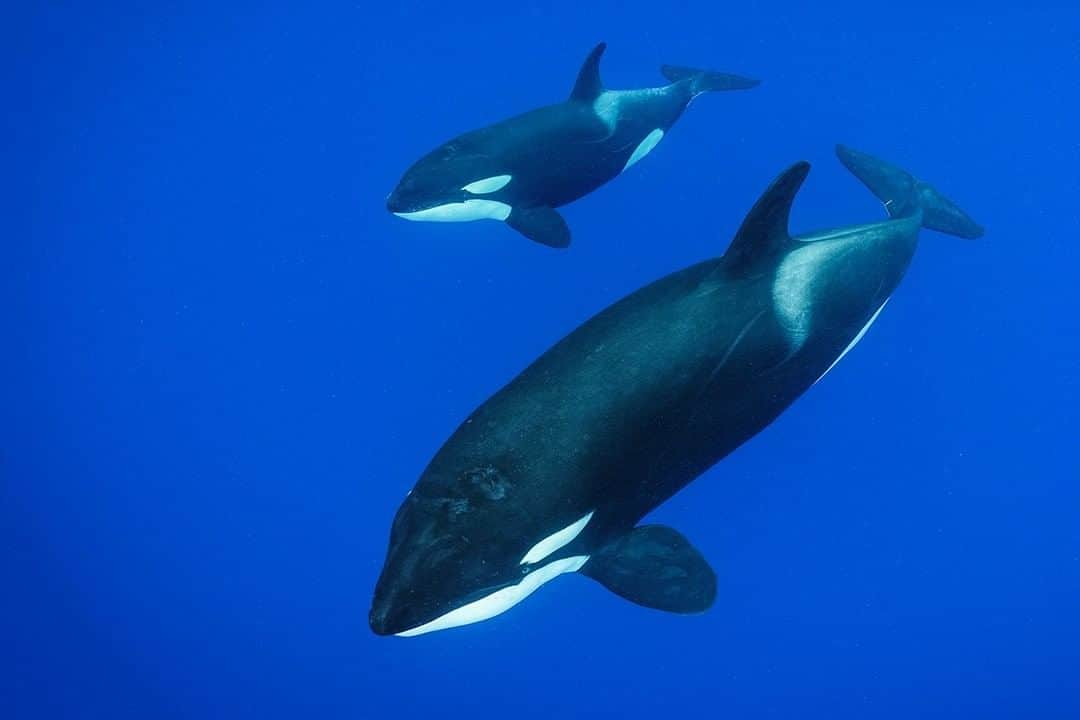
[581,525,716,614]
[506,206,571,249]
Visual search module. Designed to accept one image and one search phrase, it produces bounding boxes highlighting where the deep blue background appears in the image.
[8,2,1080,717]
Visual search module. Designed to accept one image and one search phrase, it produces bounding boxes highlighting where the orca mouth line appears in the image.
[386,198,443,215]
[385,192,465,216]
[394,555,589,637]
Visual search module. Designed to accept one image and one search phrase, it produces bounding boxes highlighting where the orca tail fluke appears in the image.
[660,64,760,95]
[835,144,985,239]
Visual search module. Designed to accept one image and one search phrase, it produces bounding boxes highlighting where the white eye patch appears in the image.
[462,175,512,194]
[520,511,594,565]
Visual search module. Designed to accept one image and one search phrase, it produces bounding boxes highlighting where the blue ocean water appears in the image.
[8,1,1080,717]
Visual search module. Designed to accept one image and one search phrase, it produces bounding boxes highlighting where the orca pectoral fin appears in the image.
[581,525,716,614]
[506,206,571,249]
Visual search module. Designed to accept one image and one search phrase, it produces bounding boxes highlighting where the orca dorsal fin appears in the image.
[723,161,811,272]
[569,42,607,101]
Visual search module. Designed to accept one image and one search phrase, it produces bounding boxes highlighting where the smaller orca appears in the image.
[386,43,759,248]
[370,146,982,637]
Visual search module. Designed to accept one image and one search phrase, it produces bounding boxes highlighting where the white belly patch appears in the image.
[815,298,890,384]
[394,199,512,223]
[623,129,664,171]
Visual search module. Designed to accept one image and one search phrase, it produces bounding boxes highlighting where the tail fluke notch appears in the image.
[835,144,984,239]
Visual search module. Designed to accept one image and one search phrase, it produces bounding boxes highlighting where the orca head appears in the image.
[370,465,593,637]
[388,144,515,223]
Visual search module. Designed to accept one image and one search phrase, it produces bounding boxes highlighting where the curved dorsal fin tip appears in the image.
[569,42,608,101]
[723,161,812,270]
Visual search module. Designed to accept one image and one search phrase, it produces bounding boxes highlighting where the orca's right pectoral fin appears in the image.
[507,206,571,249]
[581,525,717,614]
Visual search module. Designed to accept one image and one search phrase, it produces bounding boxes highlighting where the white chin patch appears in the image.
[815,298,890,384]
[394,555,589,638]
[520,511,594,566]
[623,128,664,171]
[394,199,512,223]
[462,175,512,194]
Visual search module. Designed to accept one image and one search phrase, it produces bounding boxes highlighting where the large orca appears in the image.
[370,146,983,637]
[386,43,758,248]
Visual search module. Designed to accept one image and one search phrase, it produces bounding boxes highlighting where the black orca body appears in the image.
[386,43,758,248]
[370,147,983,637]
